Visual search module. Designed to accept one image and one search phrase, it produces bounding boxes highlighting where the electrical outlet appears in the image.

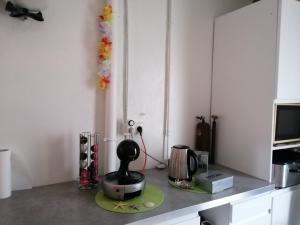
[134,121,143,135]
[127,120,143,136]
[135,121,143,129]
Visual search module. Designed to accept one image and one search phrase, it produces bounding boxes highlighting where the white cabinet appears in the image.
[272,185,300,225]
[198,194,272,225]
[211,0,300,182]
[230,194,272,225]
[277,0,300,99]
[173,217,200,225]
[135,213,201,225]
[231,216,270,225]
[128,193,274,225]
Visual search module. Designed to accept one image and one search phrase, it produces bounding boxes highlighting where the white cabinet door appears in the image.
[212,0,278,181]
[277,0,300,99]
[173,217,200,225]
[231,213,271,225]
[149,213,200,225]
[272,187,300,225]
[230,194,272,225]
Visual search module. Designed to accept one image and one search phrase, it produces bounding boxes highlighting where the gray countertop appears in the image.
[0,165,274,225]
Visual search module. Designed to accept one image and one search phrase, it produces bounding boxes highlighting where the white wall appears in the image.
[0,0,105,189]
[124,0,252,170]
[0,0,252,188]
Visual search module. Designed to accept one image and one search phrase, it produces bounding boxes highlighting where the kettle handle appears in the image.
[187,149,198,181]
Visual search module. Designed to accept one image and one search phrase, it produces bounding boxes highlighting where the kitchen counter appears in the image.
[0,165,274,225]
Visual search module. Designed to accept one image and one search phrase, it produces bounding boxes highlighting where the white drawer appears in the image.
[173,217,200,225]
[230,194,271,224]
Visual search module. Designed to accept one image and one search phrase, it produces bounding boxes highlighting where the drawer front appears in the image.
[230,213,271,225]
[173,217,200,225]
[147,213,200,225]
[272,187,300,225]
[231,194,271,224]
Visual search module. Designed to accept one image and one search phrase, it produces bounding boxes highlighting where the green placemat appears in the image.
[168,179,208,194]
[95,184,164,214]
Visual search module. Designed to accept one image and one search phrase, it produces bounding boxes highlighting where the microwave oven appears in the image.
[273,103,300,145]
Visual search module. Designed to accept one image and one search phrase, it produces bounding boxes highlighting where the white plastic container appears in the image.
[0,149,11,199]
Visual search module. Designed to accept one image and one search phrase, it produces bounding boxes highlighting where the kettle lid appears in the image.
[173,145,190,149]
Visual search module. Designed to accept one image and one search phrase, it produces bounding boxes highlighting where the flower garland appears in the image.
[97,1,112,90]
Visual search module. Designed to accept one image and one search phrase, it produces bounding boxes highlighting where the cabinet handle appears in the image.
[289,169,300,173]
[268,209,271,214]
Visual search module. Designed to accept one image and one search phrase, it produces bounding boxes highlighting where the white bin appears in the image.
[0,149,11,199]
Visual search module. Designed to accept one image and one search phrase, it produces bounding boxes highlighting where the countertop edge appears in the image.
[126,184,275,225]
